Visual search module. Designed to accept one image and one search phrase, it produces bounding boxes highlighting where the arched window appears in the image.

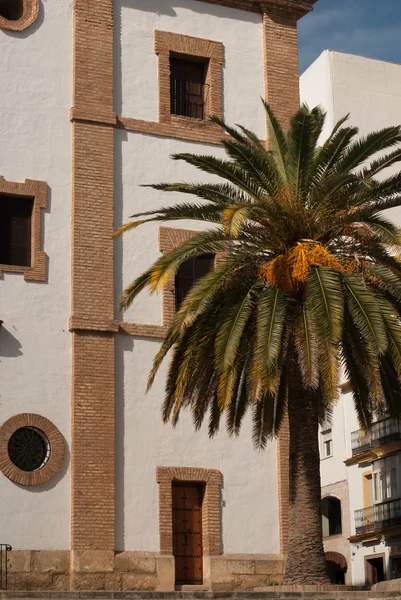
[322,496,342,537]
[0,0,24,20]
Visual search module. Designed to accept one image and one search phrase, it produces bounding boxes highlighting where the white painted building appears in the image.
[301,50,401,587]
[0,0,316,591]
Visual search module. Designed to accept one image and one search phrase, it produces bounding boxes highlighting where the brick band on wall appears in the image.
[71,0,116,554]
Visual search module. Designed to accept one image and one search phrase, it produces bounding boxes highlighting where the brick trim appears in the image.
[277,417,290,554]
[156,466,222,556]
[71,0,116,554]
[154,30,223,143]
[117,117,224,146]
[261,0,302,557]
[0,0,39,32]
[0,414,64,486]
[0,177,47,282]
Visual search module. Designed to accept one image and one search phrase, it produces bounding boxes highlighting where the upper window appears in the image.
[0,195,33,268]
[321,428,333,459]
[175,255,214,311]
[155,31,223,131]
[170,56,208,120]
[322,497,342,537]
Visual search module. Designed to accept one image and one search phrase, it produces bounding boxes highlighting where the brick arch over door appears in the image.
[156,466,223,556]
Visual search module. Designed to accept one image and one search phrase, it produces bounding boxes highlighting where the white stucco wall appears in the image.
[116,133,280,555]
[301,50,401,585]
[300,50,335,141]
[116,335,279,553]
[115,0,266,138]
[0,2,72,549]
[116,1,278,553]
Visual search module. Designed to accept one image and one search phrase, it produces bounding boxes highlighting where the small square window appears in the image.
[170,56,208,120]
[175,254,215,311]
[321,429,333,459]
[0,195,33,267]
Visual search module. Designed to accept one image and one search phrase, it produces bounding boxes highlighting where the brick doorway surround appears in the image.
[156,466,223,557]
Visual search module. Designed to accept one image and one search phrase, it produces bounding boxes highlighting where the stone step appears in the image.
[0,592,398,599]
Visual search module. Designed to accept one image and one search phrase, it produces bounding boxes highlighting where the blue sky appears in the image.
[298,0,401,73]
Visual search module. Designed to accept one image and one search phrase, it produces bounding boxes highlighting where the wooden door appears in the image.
[172,482,203,584]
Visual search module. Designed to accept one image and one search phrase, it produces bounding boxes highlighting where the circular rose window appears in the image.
[0,414,64,486]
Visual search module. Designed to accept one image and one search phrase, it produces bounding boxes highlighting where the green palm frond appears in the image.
[307,268,344,342]
[295,304,319,390]
[254,286,287,388]
[118,99,401,447]
[343,274,388,355]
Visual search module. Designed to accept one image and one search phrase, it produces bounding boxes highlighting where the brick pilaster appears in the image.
[262,2,301,131]
[261,2,304,556]
[71,0,116,554]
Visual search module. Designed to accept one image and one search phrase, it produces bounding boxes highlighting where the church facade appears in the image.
[0,0,316,590]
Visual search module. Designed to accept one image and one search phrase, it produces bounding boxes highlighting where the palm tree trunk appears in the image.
[283,365,330,585]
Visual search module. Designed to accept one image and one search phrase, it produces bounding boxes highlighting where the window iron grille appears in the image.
[170,57,209,120]
[8,427,50,472]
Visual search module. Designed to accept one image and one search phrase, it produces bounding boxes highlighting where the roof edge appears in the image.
[198,0,317,18]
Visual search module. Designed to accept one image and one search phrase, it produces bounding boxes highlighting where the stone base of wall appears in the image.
[204,554,284,590]
[7,551,285,591]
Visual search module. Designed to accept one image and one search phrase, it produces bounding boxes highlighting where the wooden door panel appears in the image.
[172,483,203,584]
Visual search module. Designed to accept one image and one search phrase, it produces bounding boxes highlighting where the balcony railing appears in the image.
[355,498,401,535]
[351,417,401,455]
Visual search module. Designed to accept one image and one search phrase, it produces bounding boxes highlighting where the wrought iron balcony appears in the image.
[355,498,401,535]
[351,417,401,456]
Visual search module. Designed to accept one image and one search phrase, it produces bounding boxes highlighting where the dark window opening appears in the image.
[8,427,50,472]
[170,56,208,120]
[0,195,33,267]
[327,561,345,585]
[0,0,24,20]
[322,497,342,537]
[175,254,214,311]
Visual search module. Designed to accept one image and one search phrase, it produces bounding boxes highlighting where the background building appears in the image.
[301,49,401,587]
[0,0,317,591]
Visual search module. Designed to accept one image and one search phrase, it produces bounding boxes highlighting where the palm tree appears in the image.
[116,103,401,584]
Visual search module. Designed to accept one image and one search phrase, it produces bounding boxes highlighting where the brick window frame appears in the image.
[0,177,47,281]
[156,466,222,556]
[154,30,223,131]
[0,0,39,32]
[0,414,65,486]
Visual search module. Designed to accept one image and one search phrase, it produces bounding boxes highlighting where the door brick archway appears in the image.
[156,466,223,557]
